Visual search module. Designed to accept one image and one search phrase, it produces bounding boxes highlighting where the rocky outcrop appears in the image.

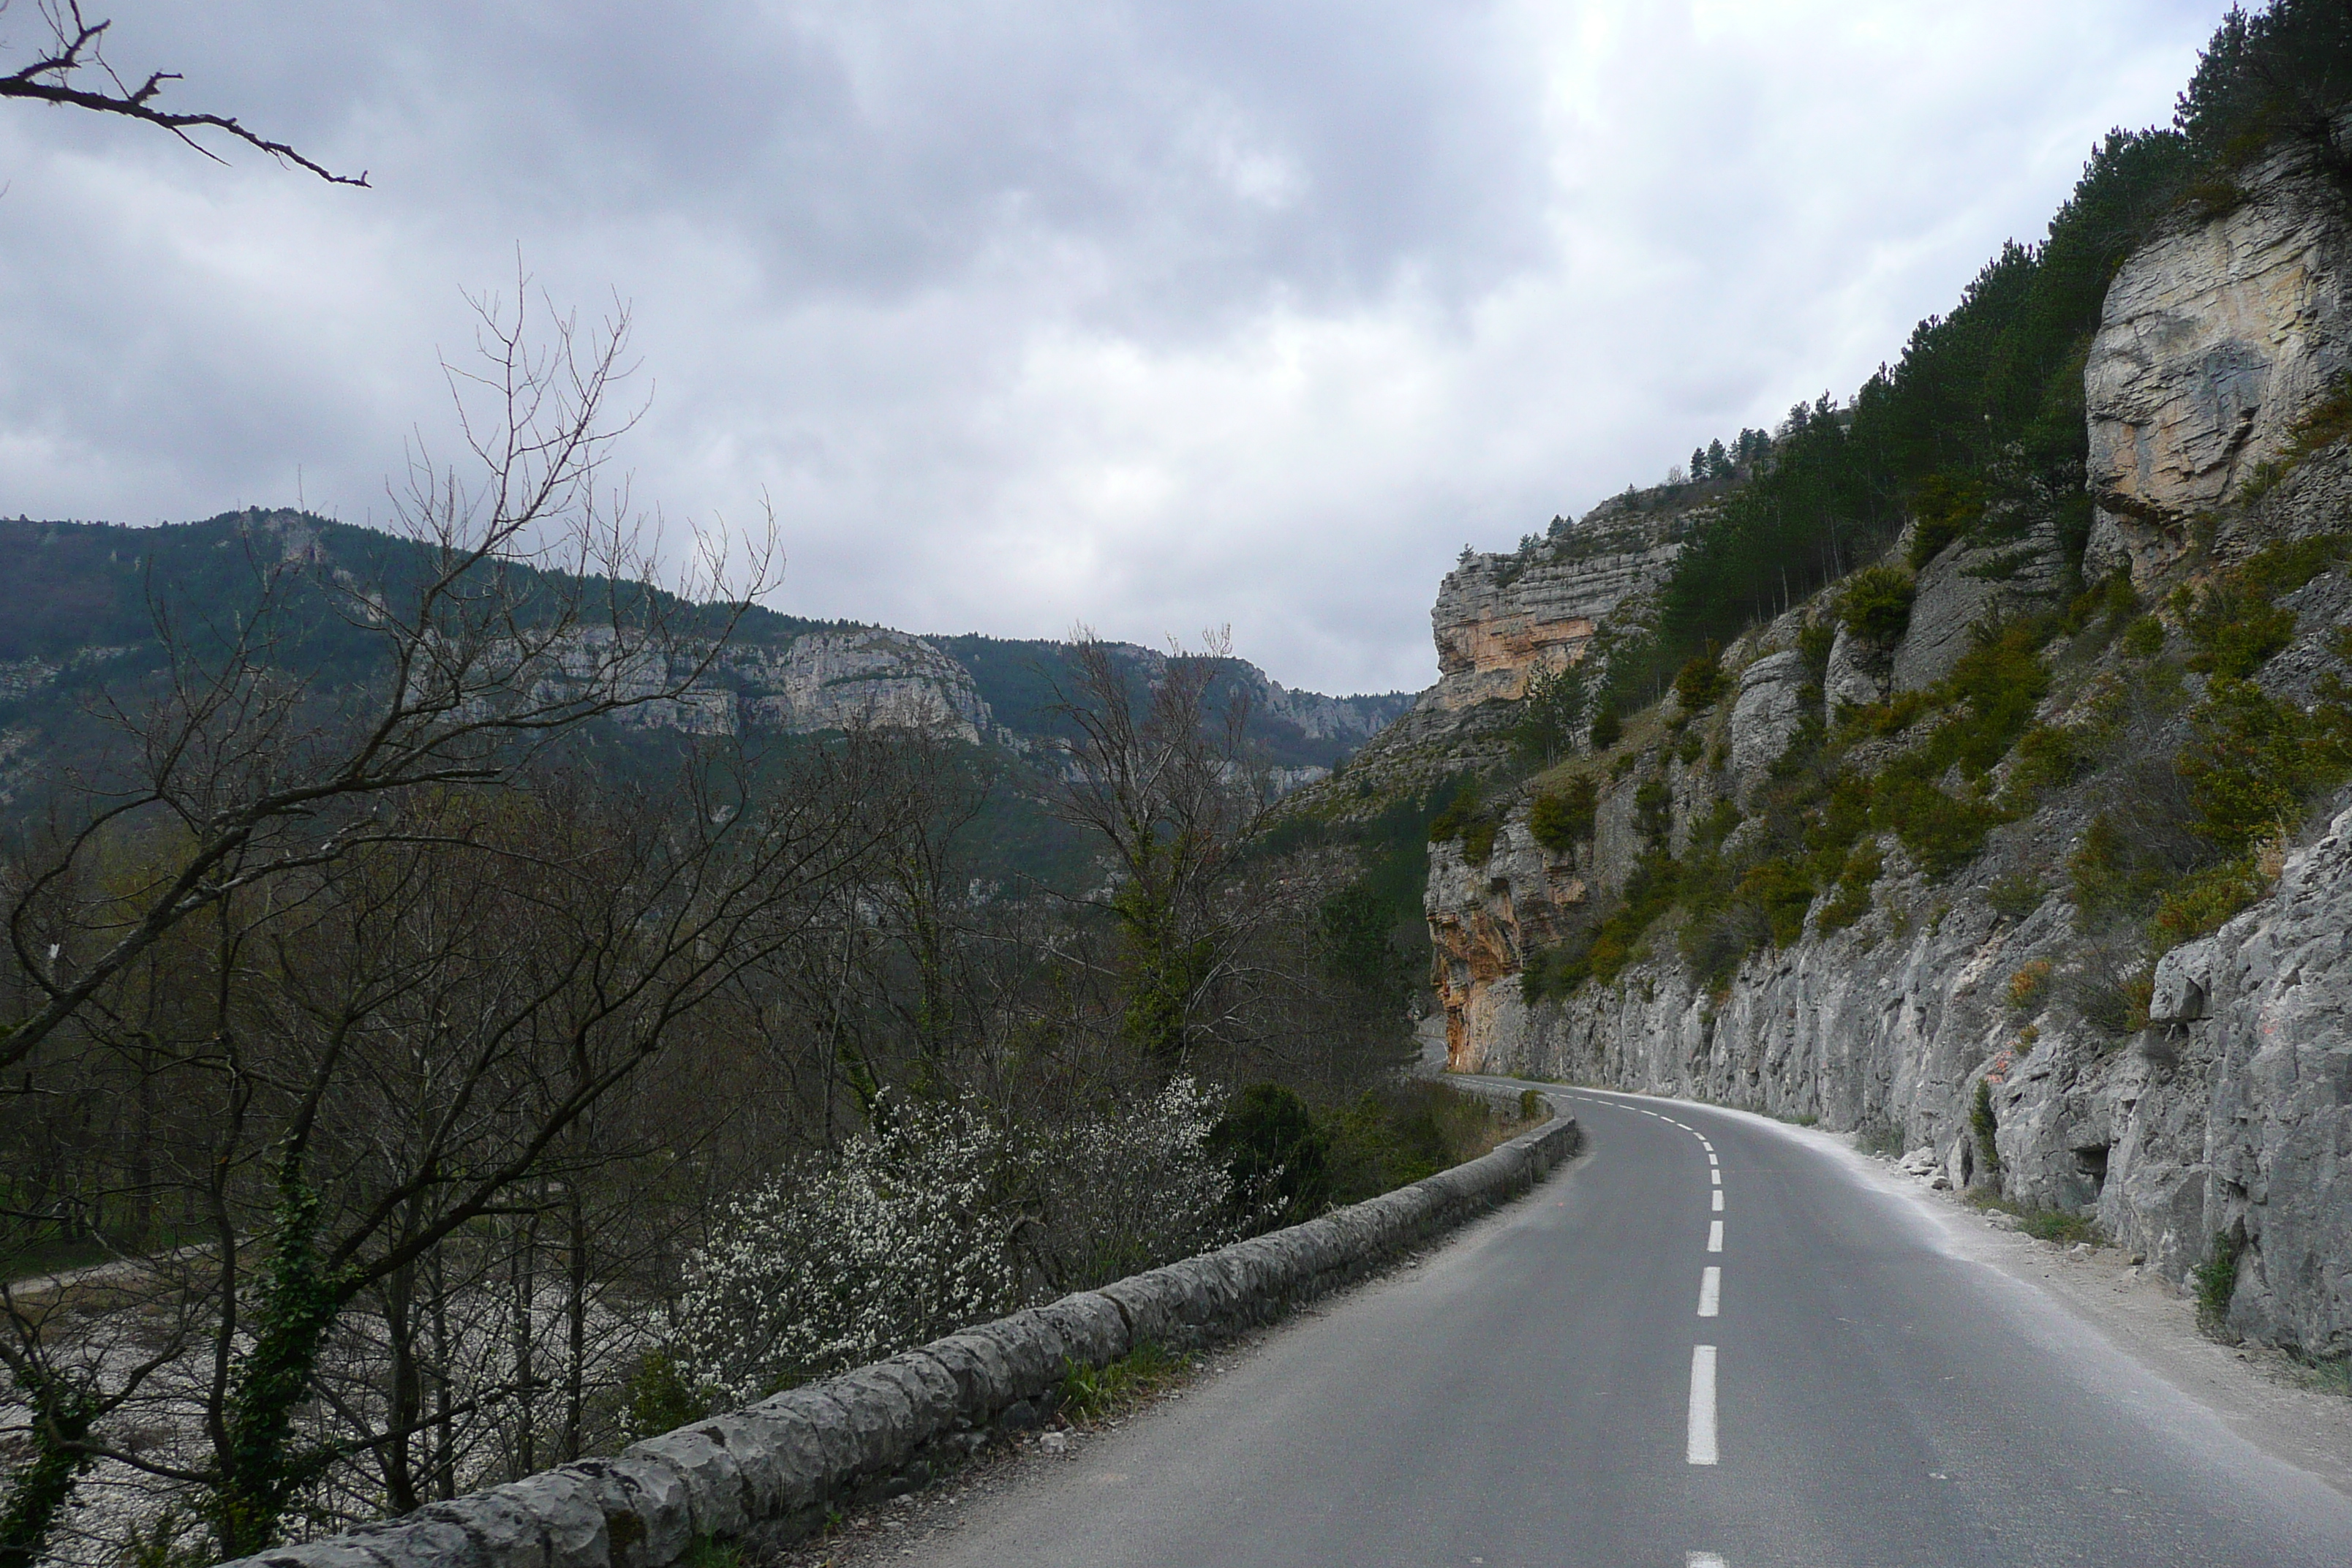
[215,1112,1580,1568]
[2142,816,2352,1353]
[1439,781,2352,1358]
[1255,679,1415,742]
[541,625,993,742]
[1419,154,2352,1349]
[1427,513,1686,712]
[1726,649,1809,796]
[1823,623,1888,712]
[1426,818,1589,1063]
[1890,515,2068,693]
[731,628,992,741]
[2085,141,2352,584]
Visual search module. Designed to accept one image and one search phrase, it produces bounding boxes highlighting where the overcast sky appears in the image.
[0,1,2226,695]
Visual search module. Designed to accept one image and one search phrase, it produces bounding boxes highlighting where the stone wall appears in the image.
[218,1112,1580,1568]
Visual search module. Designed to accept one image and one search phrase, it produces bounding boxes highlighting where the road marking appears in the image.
[1712,1190,1724,1211]
[1697,1265,1720,1316]
[1687,1345,1719,1465]
[1711,1169,1722,1185]
[1707,1151,1718,1166]
[1708,1219,1724,1252]
[1687,1555,1728,1568]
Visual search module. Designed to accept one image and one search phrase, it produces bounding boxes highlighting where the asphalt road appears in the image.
[908,1085,2352,1568]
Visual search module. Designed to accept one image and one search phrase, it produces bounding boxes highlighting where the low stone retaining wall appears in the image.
[224,1109,1580,1568]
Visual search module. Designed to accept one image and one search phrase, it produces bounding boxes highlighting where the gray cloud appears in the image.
[0,1,2225,693]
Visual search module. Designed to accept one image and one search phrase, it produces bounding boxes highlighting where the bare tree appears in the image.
[1,1,366,184]
[0,282,818,1561]
[1046,630,1278,1070]
[3,280,764,1077]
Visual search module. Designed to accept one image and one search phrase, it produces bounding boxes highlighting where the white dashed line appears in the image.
[1708,1219,1724,1252]
[1687,1554,1728,1568]
[1707,1152,1718,1166]
[1687,1345,1719,1465]
[1711,1169,1722,1186]
[1698,1265,1721,1317]
[1712,1190,1724,1212]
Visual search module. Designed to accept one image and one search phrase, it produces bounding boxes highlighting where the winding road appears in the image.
[904,1083,2352,1568]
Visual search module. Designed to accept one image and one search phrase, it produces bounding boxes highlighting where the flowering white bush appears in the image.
[1025,1076,1258,1290]
[670,1079,1254,1403]
[670,1094,1024,1403]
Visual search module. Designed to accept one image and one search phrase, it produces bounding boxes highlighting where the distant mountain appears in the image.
[0,509,1413,832]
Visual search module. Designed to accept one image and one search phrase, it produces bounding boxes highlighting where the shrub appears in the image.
[1319,1082,1512,1203]
[1673,644,1732,711]
[2061,570,2136,637]
[1985,873,2045,920]
[2008,723,2092,796]
[2148,856,2267,949]
[2179,677,2352,854]
[1588,706,1624,750]
[1798,619,1836,673]
[2069,813,2171,924]
[2182,584,2296,679]
[1814,840,1880,935]
[671,1084,1241,1401]
[2195,1229,2242,1338]
[2007,959,2053,1012]
[1839,688,1937,738]
[1840,565,1917,645]
[1213,1084,1331,1228]
[2120,615,2166,659]
[1635,778,1673,848]
[1970,1079,2001,1176]
[1872,771,2007,879]
[1736,858,1817,948]
[1460,817,1499,867]
[1529,777,1598,853]
[1907,472,1985,568]
[1425,783,1481,845]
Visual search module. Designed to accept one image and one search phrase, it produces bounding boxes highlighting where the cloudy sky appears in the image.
[0,1,2227,695]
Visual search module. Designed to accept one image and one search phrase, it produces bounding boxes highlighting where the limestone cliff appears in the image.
[2086,138,2352,584]
[1325,494,1697,806]
[1427,507,1687,712]
[1417,152,2352,1359]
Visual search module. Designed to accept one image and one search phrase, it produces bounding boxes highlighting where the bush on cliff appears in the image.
[1839,565,1917,646]
[1673,643,1732,711]
[1529,775,1599,853]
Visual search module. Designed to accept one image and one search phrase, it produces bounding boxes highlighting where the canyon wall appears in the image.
[2086,140,2352,584]
[1423,143,2352,1357]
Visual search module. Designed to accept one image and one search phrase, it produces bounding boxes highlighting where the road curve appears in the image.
[906,1085,2352,1568]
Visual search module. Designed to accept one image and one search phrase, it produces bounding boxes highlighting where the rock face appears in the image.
[2084,141,2352,584]
[1726,649,1809,796]
[1425,819,1589,1064]
[733,628,992,740]
[1439,788,2352,1359]
[1890,515,2068,693]
[2144,819,2352,1353]
[1428,513,1686,712]
[1823,623,1888,712]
